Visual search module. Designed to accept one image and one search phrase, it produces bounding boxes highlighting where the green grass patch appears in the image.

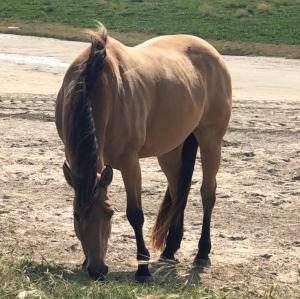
[0,258,247,299]
[0,0,299,44]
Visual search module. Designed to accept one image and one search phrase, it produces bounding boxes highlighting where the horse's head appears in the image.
[63,162,113,280]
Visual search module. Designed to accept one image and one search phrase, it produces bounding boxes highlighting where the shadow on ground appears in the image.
[20,258,206,287]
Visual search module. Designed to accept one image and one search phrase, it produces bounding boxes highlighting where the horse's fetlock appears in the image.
[198,238,211,258]
[137,250,150,261]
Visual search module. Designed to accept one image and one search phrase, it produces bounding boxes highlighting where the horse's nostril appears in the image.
[87,265,108,281]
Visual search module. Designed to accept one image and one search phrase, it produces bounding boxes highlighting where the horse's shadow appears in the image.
[20,258,206,287]
[19,260,90,285]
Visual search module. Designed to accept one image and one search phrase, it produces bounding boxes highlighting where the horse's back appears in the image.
[135,34,218,56]
[132,34,231,113]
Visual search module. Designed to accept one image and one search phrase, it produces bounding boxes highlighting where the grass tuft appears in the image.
[256,2,273,13]
[234,8,251,18]
[198,4,218,17]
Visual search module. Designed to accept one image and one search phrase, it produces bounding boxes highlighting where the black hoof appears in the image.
[193,256,211,267]
[135,267,151,283]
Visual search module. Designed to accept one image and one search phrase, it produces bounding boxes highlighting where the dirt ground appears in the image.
[0,34,299,298]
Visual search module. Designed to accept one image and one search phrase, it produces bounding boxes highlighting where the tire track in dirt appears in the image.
[0,95,55,121]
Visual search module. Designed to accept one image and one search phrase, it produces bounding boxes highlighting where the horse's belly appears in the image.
[139,96,204,157]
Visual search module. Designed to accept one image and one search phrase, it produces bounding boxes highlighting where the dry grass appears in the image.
[211,39,300,59]
[0,18,156,45]
[1,18,299,59]
[0,19,85,41]
[257,2,273,12]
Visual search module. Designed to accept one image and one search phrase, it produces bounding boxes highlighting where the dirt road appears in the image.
[0,34,299,298]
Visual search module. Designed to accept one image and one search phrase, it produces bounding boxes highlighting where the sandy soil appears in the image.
[0,34,299,298]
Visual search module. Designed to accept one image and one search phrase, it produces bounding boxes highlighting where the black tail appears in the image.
[151,134,198,250]
[65,26,107,208]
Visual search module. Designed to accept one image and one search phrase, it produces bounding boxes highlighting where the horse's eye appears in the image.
[74,211,80,222]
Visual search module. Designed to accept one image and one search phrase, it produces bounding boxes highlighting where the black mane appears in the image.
[66,26,107,208]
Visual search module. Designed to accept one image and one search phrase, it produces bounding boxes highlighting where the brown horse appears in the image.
[55,25,231,282]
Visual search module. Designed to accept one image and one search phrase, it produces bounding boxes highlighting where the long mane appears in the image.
[65,26,108,208]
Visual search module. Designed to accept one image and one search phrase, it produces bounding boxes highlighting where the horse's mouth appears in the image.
[87,265,108,280]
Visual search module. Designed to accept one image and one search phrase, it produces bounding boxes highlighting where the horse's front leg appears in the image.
[121,157,151,282]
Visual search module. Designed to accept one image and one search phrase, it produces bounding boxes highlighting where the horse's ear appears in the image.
[99,165,113,187]
[63,161,73,187]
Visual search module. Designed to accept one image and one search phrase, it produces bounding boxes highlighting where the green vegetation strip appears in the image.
[0,0,299,44]
[0,259,245,299]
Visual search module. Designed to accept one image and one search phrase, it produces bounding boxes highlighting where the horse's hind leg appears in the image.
[193,127,222,264]
[155,134,198,260]
[157,147,183,260]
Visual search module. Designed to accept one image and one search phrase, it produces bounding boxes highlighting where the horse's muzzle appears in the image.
[87,265,108,280]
